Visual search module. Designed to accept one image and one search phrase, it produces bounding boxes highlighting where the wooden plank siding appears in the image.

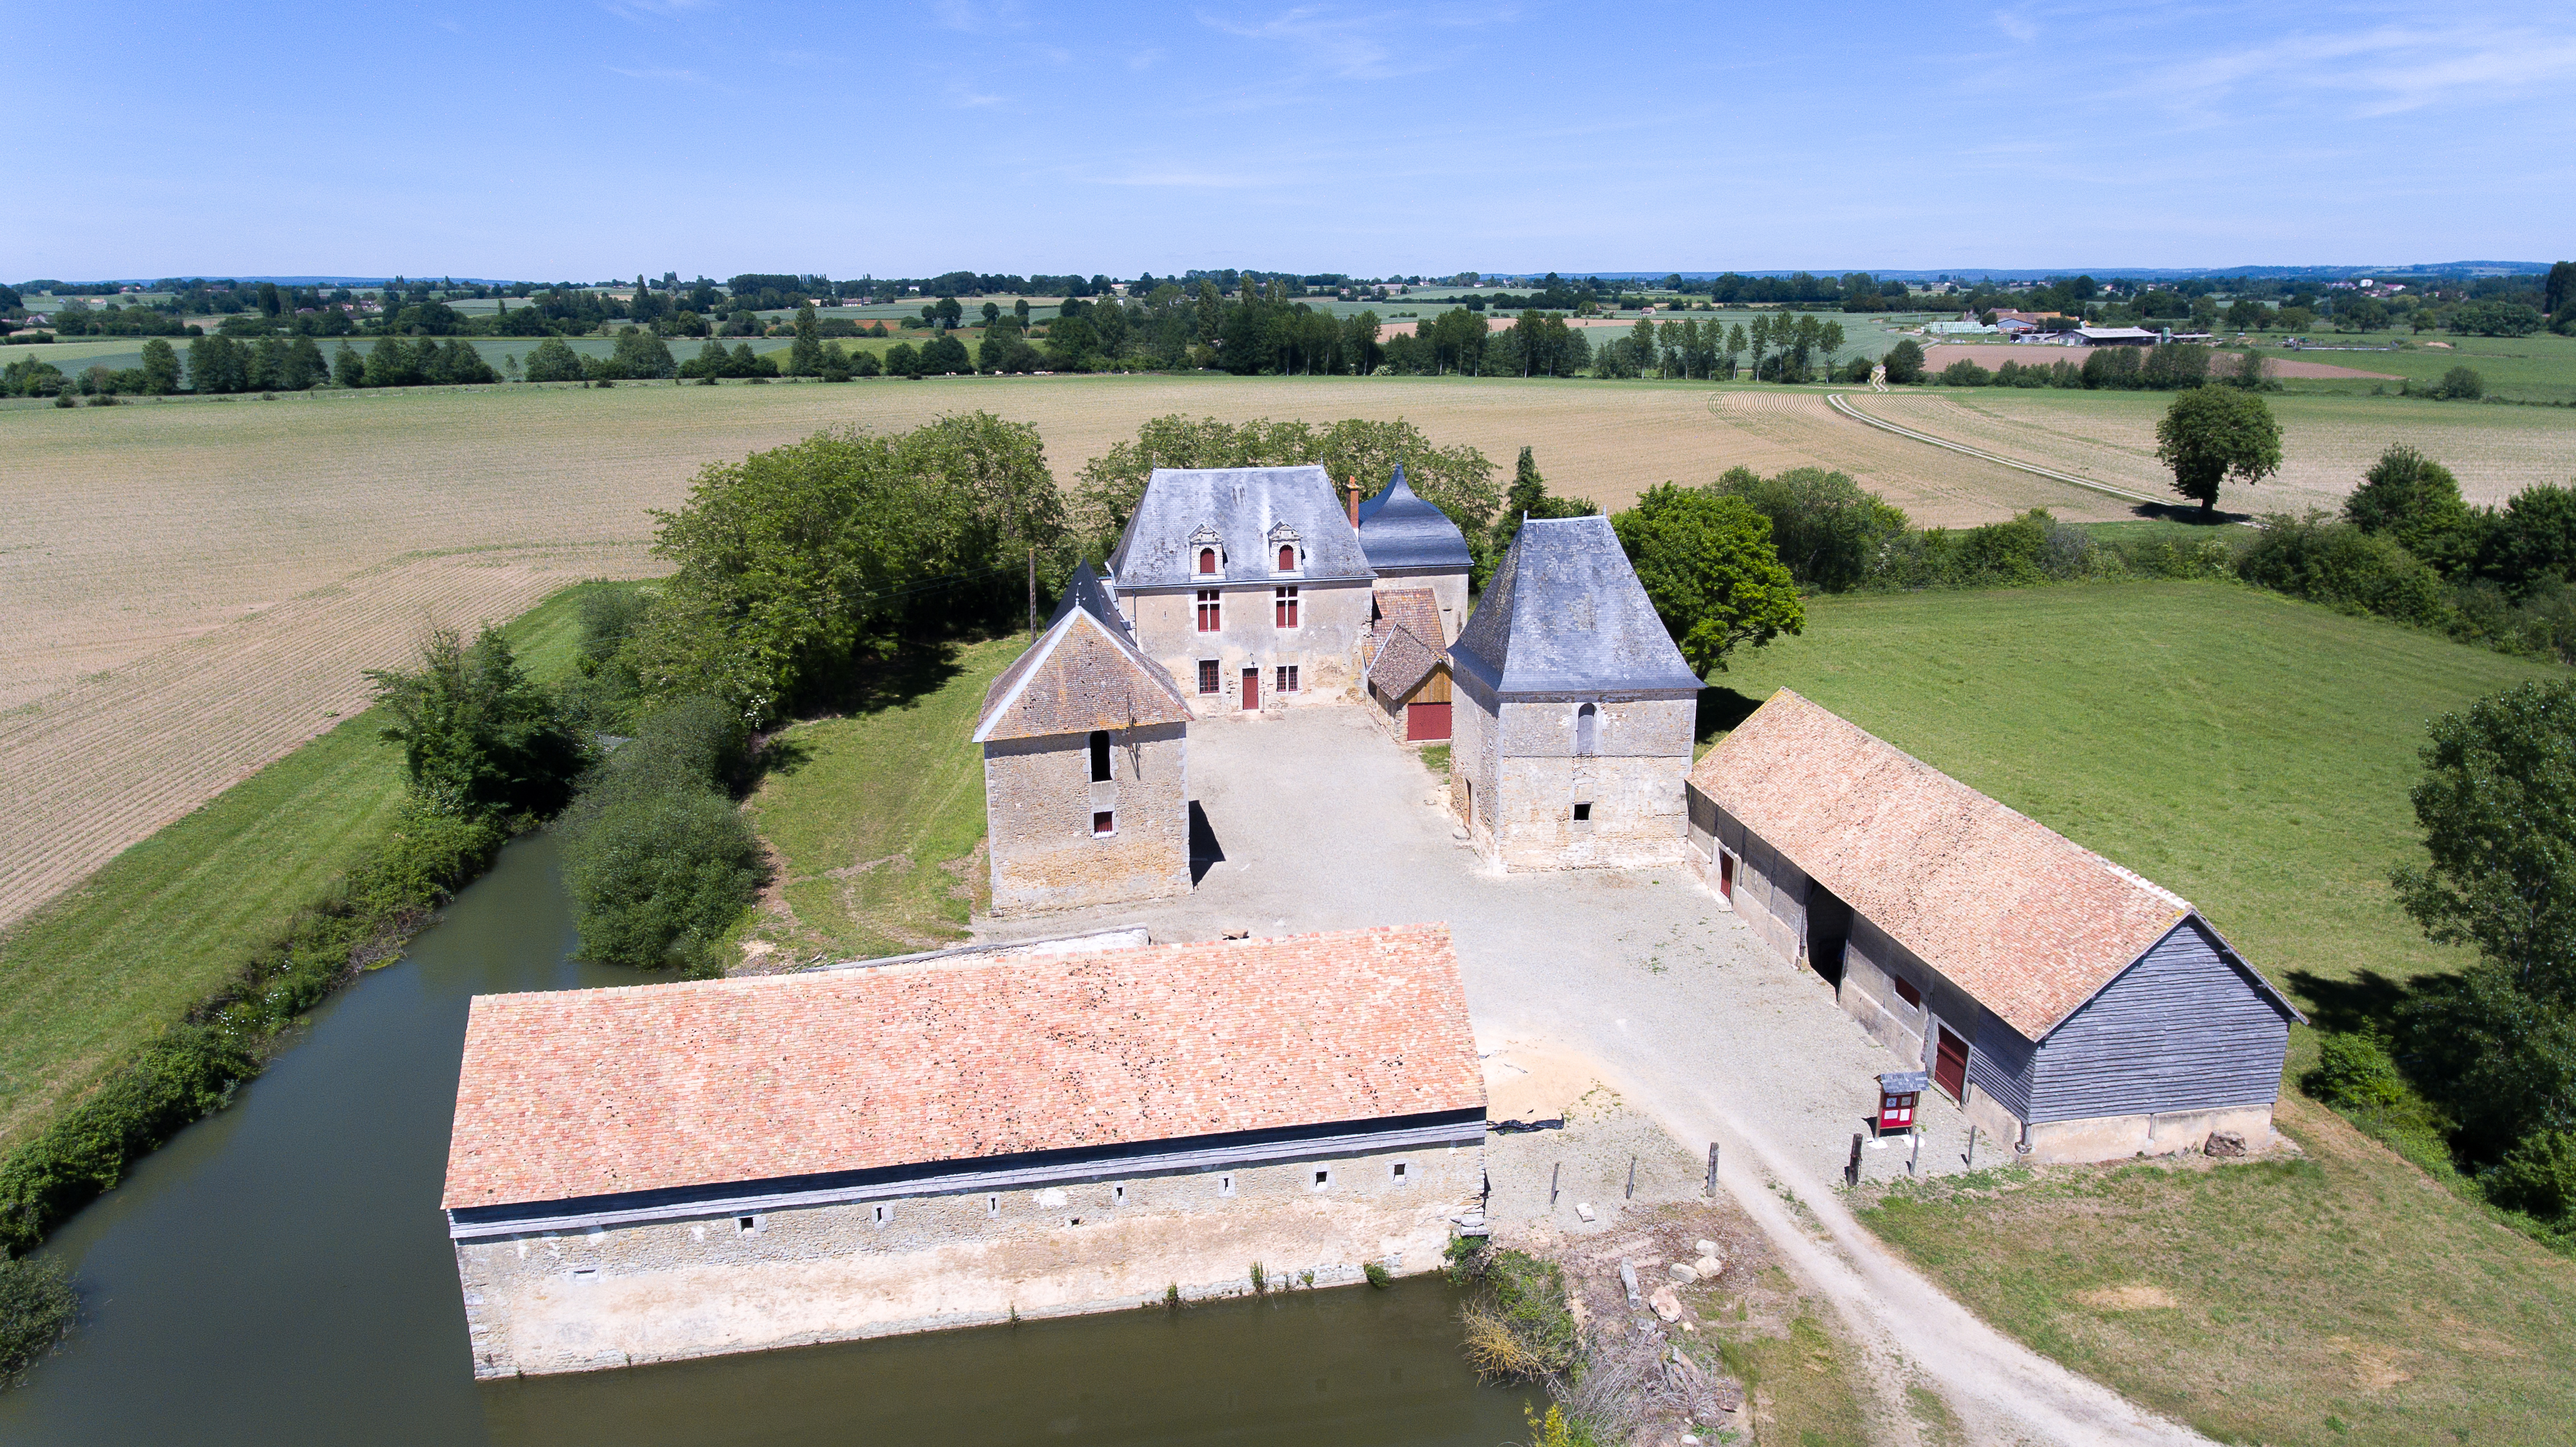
[2022,918,2295,1123]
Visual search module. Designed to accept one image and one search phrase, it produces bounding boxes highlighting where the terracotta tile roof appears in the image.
[443,924,1483,1211]
[1691,690,2231,1040]
[1369,623,1445,704]
[1374,587,1445,649]
[973,606,1192,743]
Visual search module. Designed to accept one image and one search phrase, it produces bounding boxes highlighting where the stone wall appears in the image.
[1371,569,1469,643]
[983,722,1189,916]
[1121,580,1374,714]
[1456,696,1692,871]
[452,1140,1482,1377]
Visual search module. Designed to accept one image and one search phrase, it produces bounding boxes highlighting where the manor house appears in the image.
[443,925,1487,1376]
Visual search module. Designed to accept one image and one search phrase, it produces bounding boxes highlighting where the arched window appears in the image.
[1576,703,1598,756]
[1088,730,1111,782]
[1198,547,1218,575]
[1277,543,1296,572]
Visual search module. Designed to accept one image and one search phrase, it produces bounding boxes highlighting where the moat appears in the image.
[0,835,1530,1446]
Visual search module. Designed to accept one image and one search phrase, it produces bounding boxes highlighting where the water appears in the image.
[0,836,1529,1446]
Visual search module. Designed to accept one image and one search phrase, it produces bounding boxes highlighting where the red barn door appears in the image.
[1240,666,1259,711]
[1405,702,1451,741]
[1933,1025,1969,1101]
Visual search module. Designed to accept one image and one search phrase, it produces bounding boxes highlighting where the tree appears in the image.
[331,340,365,388]
[558,696,765,975]
[787,305,823,376]
[2344,445,2477,574]
[1611,485,1805,676]
[523,337,585,383]
[1488,446,1598,574]
[1882,338,1926,385]
[2548,261,2576,319]
[139,338,181,395]
[365,626,583,819]
[1715,465,1910,592]
[1071,415,1496,555]
[612,329,676,379]
[2434,365,2484,400]
[2154,386,2281,513]
[2391,679,2576,1000]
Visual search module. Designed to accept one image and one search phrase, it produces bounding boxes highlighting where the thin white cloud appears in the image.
[1197,5,1432,81]
[947,83,1007,108]
[1992,9,2037,43]
[600,0,714,19]
[607,65,713,85]
[934,0,1030,34]
[2146,22,2576,119]
[1129,46,1167,70]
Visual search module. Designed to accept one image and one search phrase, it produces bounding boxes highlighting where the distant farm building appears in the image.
[1105,465,1377,713]
[1449,516,1701,871]
[1687,691,2301,1163]
[443,925,1487,1377]
[975,565,1193,916]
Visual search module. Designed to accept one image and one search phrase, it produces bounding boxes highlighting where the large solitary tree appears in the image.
[1611,485,1804,676]
[2154,385,2282,513]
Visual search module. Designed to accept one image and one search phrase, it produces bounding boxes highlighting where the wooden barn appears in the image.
[1364,587,1453,743]
[1687,690,2303,1163]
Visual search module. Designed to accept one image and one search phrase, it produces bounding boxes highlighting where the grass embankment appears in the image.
[1718,582,2574,1444]
[737,636,1021,964]
[0,583,601,1162]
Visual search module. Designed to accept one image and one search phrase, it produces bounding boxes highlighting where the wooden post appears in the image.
[1846,1133,1864,1188]
[1965,1124,1978,1171]
[1908,1129,1921,1179]
[1625,1155,1637,1200]
[1549,1162,1560,1207]
[1026,547,1036,641]
[1705,1143,1720,1197]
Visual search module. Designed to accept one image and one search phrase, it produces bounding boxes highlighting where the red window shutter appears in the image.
[1278,544,1294,571]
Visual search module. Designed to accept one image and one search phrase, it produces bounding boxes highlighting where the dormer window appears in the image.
[1276,543,1296,572]
[1198,547,1218,575]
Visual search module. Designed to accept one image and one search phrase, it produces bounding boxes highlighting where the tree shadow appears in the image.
[2283,967,2419,1035]
[2127,500,2254,527]
[1189,800,1225,885]
[1696,686,1763,747]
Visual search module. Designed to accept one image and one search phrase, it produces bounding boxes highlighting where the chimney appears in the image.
[1347,476,1362,529]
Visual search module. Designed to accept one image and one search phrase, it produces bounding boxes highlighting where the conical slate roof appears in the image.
[1449,515,1701,698]
[1356,465,1473,572]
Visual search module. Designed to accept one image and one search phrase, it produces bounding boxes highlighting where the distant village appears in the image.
[441,464,2302,1377]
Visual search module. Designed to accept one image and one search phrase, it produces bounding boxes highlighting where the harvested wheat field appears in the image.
[1702,390,2142,525]
[1844,389,2576,516]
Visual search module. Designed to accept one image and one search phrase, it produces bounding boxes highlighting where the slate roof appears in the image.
[1106,466,1373,589]
[1691,690,2299,1040]
[1449,515,1700,698]
[1356,466,1474,573]
[972,601,1191,743]
[441,924,1484,1211]
[1367,587,1448,702]
[1047,560,1125,632]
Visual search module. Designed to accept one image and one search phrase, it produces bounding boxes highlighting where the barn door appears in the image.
[1405,701,1451,741]
[1718,852,1735,900]
[1932,1024,1969,1102]
[1240,666,1259,711]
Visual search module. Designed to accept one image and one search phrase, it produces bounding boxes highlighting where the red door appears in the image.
[1718,853,1735,899]
[1933,1025,1969,1102]
[1405,701,1451,741]
[1240,666,1259,711]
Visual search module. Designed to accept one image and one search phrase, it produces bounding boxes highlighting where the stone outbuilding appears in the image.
[1447,515,1702,871]
[441,924,1488,1377]
[1687,690,2304,1163]
[975,565,1193,916]
[1105,465,1376,714]
[1355,465,1472,643]
[1363,587,1454,744]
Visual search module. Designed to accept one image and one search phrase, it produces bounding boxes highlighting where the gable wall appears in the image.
[2027,918,2293,1123]
[984,722,1189,916]
[1371,569,1469,643]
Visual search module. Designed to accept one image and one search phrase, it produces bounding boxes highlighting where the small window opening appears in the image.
[736,1215,758,1235]
[1218,1173,1236,1197]
[1893,975,1923,1008]
[1112,1182,1127,1205]
[1092,809,1115,837]
[1198,547,1218,575]
[1311,1168,1332,1191]
[572,1268,598,1280]
[1573,802,1592,822]
[871,1202,892,1227]
[1576,702,1598,755]
[1087,729,1111,782]
[1277,543,1296,571]
[1391,1161,1410,1184]
[986,1194,1001,1217]
[1197,659,1220,694]
[1067,1216,1083,1228]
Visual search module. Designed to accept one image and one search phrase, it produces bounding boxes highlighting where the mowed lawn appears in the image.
[1719,581,2576,1446]
[738,636,1021,965]
[1715,579,2557,1008]
[0,582,605,1157]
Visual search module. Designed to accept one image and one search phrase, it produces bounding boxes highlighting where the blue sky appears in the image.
[11,0,2573,280]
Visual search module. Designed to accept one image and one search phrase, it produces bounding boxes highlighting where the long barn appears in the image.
[1687,691,2303,1162]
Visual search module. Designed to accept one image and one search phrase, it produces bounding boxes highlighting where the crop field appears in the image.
[1703,391,2144,523]
[1842,387,2576,514]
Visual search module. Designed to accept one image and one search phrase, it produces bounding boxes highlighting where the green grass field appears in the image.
[1716,580,2555,1008]
[2242,329,2576,405]
[737,636,1020,965]
[0,581,609,1157]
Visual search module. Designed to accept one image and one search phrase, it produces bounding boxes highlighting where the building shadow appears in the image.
[1188,800,1225,884]
[2283,967,2418,1035]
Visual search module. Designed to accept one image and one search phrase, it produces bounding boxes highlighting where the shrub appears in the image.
[365,627,585,821]
[1713,465,1910,592]
[2486,1130,2576,1219]
[558,697,765,975]
[1453,1248,1579,1383]
[2435,365,2484,400]
[521,338,586,383]
[2304,1031,2409,1110]
[2238,512,2453,629]
[1363,1260,1392,1289]
[1937,358,1987,387]
[1881,338,1925,385]
[0,1255,75,1382]
[0,1026,259,1255]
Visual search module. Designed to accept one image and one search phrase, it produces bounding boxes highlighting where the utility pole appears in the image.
[1027,547,1036,641]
